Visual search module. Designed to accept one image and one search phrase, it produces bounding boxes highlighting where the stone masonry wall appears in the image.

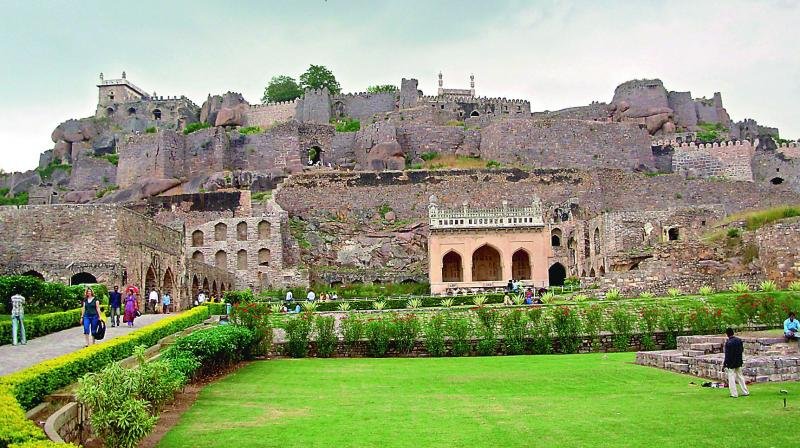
[244,100,298,128]
[671,141,754,181]
[755,217,800,286]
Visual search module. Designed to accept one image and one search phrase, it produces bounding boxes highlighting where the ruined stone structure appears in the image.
[1,70,797,295]
[427,197,551,294]
[0,204,234,308]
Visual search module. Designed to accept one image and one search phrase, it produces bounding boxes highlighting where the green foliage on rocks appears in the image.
[145,126,157,134]
[101,153,119,166]
[35,161,71,181]
[366,84,398,94]
[0,189,28,206]
[288,217,311,249]
[183,121,211,135]
[300,64,341,94]
[95,184,119,198]
[238,126,263,135]
[262,75,303,103]
[696,122,728,143]
[332,117,360,132]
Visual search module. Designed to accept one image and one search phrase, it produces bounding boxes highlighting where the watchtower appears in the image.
[97,71,149,106]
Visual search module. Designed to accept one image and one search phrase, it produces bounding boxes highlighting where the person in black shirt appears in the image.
[723,327,749,398]
[109,286,122,327]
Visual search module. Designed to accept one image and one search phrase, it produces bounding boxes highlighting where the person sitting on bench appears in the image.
[785,312,799,340]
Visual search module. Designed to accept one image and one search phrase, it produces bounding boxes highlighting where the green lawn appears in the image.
[159,354,798,448]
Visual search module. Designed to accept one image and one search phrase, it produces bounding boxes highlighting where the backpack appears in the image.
[93,320,107,340]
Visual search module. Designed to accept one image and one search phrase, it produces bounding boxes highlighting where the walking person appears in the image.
[123,289,138,327]
[723,327,750,398]
[11,293,27,345]
[162,291,171,314]
[109,285,122,327]
[80,288,102,347]
[148,288,159,314]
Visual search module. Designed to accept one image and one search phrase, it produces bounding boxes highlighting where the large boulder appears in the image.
[91,133,116,155]
[201,92,249,126]
[8,170,41,195]
[98,178,182,203]
[63,190,95,204]
[52,118,96,143]
[53,140,72,164]
[214,103,249,127]
[366,141,405,171]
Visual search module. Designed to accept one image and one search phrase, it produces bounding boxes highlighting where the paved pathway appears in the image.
[0,313,177,376]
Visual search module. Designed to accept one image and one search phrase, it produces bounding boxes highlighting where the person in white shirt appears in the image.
[198,291,207,304]
[306,290,316,302]
[285,290,293,302]
[331,292,338,300]
[11,294,26,345]
[148,289,159,314]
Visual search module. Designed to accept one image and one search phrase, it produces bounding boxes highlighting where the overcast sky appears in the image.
[0,0,798,172]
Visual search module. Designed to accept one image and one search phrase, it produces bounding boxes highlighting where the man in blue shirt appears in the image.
[785,312,799,340]
[162,291,172,314]
[109,286,122,327]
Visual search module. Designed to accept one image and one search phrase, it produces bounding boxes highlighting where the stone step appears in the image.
[689,342,723,353]
[664,362,690,373]
[683,349,708,357]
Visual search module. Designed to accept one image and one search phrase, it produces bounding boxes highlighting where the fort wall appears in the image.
[244,100,297,128]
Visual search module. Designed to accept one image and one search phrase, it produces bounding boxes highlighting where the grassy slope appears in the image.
[159,354,797,448]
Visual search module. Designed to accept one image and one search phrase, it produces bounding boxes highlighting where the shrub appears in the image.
[238,126,262,135]
[314,316,337,358]
[528,317,552,355]
[667,288,681,298]
[440,298,454,308]
[485,160,502,168]
[332,117,360,133]
[183,121,211,134]
[639,306,660,350]
[730,281,750,293]
[564,277,581,289]
[698,285,714,296]
[392,314,420,354]
[423,314,446,357]
[609,307,635,352]
[582,304,604,352]
[0,387,47,447]
[366,84,398,93]
[446,317,472,357]
[223,290,255,304]
[789,281,800,292]
[472,295,488,307]
[337,301,351,311]
[0,190,29,206]
[284,315,312,358]
[573,293,589,302]
[727,228,741,238]
[639,291,654,299]
[0,308,81,345]
[163,325,255,374]
[687,306,725,334]
[552,306,582,354]
[230,301,272,355]
[145,126,157,134]
[659,307,685,349]
[605,289,622,300]
[475,326,497,356]
[0,275,86,314]
[759,280,777,292]
[301,301,318,313]
[365,318,392,357]
[540,291,555,303]
[420,151,439,161]
[373,300,386,311]
[733,294,760,326]
[501,310,527,355]
[341,316,364,355]
[406,298,422,309]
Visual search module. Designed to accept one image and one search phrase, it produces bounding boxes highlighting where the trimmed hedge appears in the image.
[0,309,81,345]
[0,386,46,448]
[311,295,507,312]
[162,325,255,376]
[0,276,108,314]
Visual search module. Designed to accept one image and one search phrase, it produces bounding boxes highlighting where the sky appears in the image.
[0,0,798,172]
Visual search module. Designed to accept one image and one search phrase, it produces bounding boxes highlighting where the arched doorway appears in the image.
[71,272,97,285]
[511,249,531,280]
[442,251,463,282]
[202,277,210,295]
[594,228,600,254]
[548,263,566,286]
[668,228,680,241]
[214,223,227,241]
[551,228,562,247]
[470,110,480,117]
[258,248,270,266]
[22,270,44,280]
[145,265,157,294]
[212,280,218,298]
[589,268,596,277]
[472,245,502,281]
[163,269,174,295]
[308,146,322,165]
[599,265,606,276]
[191,275,199,301]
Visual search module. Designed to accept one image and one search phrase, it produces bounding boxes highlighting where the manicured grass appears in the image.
[159,354,798,448]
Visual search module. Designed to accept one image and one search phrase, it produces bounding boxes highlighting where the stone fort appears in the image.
[1,70,798,305]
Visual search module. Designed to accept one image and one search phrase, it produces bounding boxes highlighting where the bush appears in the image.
[609,307,635,352]
[238,126,262,135]
[314,316,337,358]
[420,151,439,161]
[145,126,157,134]
[667,288,681,298]
[338,315,363,358]
[582,304,604,352]
[698,285,714,296]
[0,308,81,345]
[0,306,210,411]
[501,310,527,355]
[223,290,255,304]
[789,281,800,292]
[727,228,741,238]
[639,306,660,350]
[0,386,47,447]
[0,190,28,206]
[230,301,272,355]
[687,306,725,334]
[639,291,655,299]
[760,280,777,292]
[730,282,750,293]
[392,314,420,354]
[332,117,360,133]
[446,317,472,357]
[183,121,211,134]
[284,315,312,358]
[528,313,552,355]
[163,325,255,375]
[659,307,685,349]
[423,314,446,357]
[605,289,622,300]
[0,276,89,314]
[366,84,397,93]
[552,306,582,354]
[365,318,392,357]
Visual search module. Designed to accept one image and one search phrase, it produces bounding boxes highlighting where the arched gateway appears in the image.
[427,196,555,294]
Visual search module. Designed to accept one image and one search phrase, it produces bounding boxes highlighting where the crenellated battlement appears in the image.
[333,91,397,99]
[420,95,529,105]
[250,99,299,110]
[779,142,799,149]
[654,140,754,150]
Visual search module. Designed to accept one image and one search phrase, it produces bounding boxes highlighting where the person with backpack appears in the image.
[80,288,102,347]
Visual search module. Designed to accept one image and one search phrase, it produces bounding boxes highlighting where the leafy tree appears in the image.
[299,64,341,94]
[367,84,398,94]
[261,75,303,103]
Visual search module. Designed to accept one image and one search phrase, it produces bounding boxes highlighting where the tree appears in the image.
[262,75,303,104]
[299,64,341,94]
[367,85,398,94]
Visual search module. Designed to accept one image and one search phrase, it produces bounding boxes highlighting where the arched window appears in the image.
[127,107,136,116]
[215,250,227,269]
[258,248,270,266]
[153,109,162,120]
[594,228,600,254]
[192,250,204,262]
[258,220,271,239]
[163,268,174,295]
[551,228,562,247]
[237,249,247,270]
[145,265,157,293]
[191,230,204,246]
[106,107,114,116]
[470,110,480,117]
[70,272,97,285]
[202,277,210,294]
[668,228,680,241]
[236,221,248,241]
[191,275,199,300]
[472,245,502,281]
[22,270,44,280]
[512,249,531,280]
[442,251,463,282]
[214,223,227,241]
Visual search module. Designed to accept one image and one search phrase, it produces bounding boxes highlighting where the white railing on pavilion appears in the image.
[428,197,544,230]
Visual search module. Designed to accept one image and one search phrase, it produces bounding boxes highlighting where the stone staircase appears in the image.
[636,335,800,383]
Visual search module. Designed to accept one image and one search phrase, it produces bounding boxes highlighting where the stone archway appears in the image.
[202,277,210,295]
[511,249,531,280]
[548,263,567,286]
[191,275,199,301]
[22,270,45,280]
[163,268,174,295]
[472,245,502,281]
[70,272,97,285]
[212,280,218,298]
[442,251,463,282]
[145,265,157,294]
